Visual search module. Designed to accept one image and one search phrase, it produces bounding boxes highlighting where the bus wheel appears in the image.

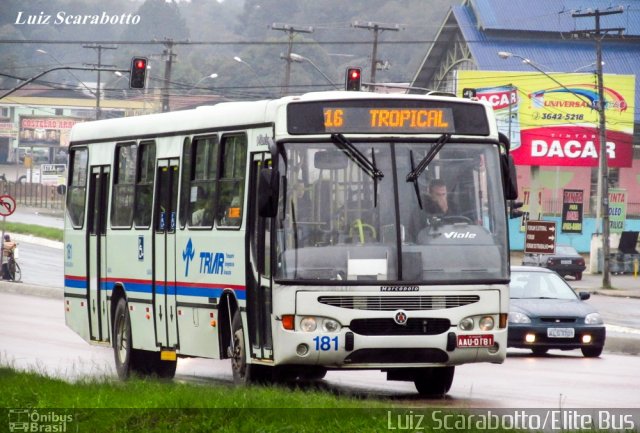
[413,366,455,397]
[230,311,271,384]
[113,297,134,380]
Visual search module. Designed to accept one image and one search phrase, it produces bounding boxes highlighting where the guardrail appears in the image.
[0,181,65,210]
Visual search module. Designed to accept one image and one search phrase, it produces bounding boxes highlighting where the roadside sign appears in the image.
[0,194,16,217]
[524,220,556,254]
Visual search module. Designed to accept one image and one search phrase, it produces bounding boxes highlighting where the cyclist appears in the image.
[2,234,16,280]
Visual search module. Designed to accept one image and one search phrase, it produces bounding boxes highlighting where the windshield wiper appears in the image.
[330,133,383,206]
[406,133,450,209]
[330,133,384,180]
[406,133,451,183]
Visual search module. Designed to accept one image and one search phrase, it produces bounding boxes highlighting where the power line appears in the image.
[83,44,117,119]
[571,5,626,289]
[270,23,314,96]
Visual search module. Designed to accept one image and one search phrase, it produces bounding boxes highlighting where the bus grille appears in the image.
[317,295,479,311]
[349,318,451,336]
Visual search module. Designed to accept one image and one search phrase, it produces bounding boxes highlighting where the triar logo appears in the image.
[182,238,195,277]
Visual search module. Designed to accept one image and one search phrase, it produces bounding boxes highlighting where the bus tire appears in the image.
[113,297,135,380]
[413,366,455,397]
[230,310,271,385]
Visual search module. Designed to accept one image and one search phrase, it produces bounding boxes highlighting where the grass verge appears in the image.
[3,222,62,242]
[0,367,404,432]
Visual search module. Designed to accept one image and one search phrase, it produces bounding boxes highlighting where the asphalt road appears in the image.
[1,291,639,408]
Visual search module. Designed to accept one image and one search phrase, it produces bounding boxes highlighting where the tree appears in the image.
[120,0,189,42]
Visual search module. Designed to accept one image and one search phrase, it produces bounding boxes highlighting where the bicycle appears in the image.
[4,249,21,282]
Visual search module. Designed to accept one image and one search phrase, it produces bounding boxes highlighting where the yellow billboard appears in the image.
[457,71,635,167]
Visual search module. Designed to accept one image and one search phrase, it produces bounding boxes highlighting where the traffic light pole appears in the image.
[0,66,128,101]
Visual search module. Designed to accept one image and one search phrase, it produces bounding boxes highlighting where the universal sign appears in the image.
[457,71,635,168]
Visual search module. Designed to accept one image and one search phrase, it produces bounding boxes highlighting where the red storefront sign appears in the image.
[513,126,633,168]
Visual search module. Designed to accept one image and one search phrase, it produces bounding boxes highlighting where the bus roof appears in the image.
[69,91,494,144]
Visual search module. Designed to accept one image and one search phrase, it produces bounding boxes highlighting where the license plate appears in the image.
[560,260,572,265]
[457,334,494,348]
[547,327,574,338]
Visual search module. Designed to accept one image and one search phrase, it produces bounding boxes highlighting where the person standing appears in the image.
[2,234,17,280]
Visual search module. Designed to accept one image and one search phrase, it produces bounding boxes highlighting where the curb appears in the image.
[0,281,62,299]
[11,233,64,250]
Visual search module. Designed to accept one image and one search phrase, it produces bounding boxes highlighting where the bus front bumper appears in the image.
[271,323,507,368]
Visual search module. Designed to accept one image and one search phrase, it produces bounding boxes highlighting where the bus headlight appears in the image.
[300,317,317,332]
[479,316,495,331]
[322,319,341,333]
[459,317,474,331]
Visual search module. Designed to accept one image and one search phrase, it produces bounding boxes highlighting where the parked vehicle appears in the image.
[508,266,605,357]
[521,245,586,280]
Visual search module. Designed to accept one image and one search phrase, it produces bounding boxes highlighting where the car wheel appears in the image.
[581,346,603,358]
[531,347,548,356]
[575,272,583,280]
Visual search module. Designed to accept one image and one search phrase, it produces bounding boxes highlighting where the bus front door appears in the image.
[153,159,180,350]
[246,155,273,361]
[87,165,110,342]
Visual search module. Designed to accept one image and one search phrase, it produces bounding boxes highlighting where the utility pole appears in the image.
[271,23,313,96]
[83,44,117,120]
[352,21,401,85]
[162,40,176,112]
[571,6,625,289]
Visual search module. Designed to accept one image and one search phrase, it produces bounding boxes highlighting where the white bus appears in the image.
[64,91,518,395]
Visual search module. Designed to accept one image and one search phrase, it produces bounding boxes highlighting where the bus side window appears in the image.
[111,142,137,227]
[67,147,89,227]
[216,134,247,228]
[133,141,156,228]
[188,135,218,228]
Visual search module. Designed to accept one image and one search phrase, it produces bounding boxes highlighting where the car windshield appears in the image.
[273,139,509,284]
[510,271,579,300]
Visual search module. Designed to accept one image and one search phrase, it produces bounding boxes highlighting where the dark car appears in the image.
[508,266,605,357]
[521,245,586,280]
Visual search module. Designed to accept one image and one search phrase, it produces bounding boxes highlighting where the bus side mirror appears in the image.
[503,154,518,200]
[499,132,518,201]
[258,166,279,218]
[57,184,67,195]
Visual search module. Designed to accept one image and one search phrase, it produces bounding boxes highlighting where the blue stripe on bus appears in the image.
[65,276,246,300]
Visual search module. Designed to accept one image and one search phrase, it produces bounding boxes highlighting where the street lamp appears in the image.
[497,51,591,105]
[233,56,270,97]
[573,61,604,73]
[36,49,95,96]
[283,53,340,90]
[187,73,218,95]
[498,50,611,287]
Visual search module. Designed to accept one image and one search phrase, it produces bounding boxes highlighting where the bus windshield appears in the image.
[274,139,509,284]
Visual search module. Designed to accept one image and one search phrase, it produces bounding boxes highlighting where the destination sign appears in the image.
[322,107,454,133]
[287,99,490,135]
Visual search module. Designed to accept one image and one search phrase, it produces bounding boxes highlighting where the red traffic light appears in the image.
[345,67,362,91]
[129,56,148,89]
